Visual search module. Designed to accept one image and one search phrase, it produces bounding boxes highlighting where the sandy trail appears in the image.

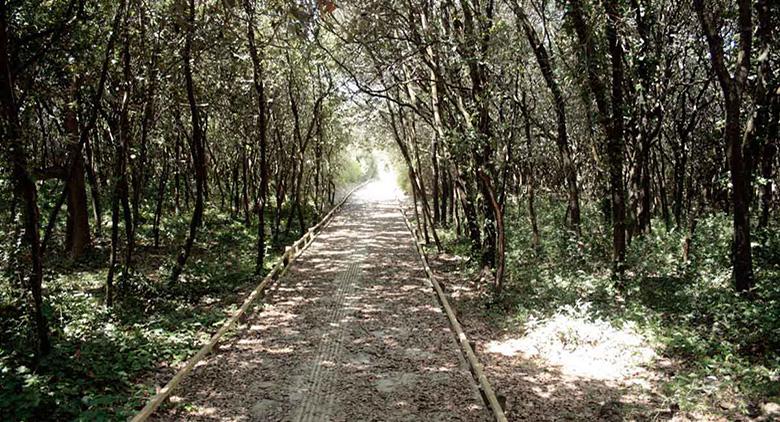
[156,181,489,421]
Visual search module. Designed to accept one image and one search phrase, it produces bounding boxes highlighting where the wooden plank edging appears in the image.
[129,181,368,422]
[397,203,509,422]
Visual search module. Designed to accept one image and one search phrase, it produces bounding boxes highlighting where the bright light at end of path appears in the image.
[356,152,404,202]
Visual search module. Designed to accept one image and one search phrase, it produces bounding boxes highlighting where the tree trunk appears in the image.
[170,0,206,285]
[63,100,91,260]
[84,133,102,237]
[153,160,168,248]
[672,126,688,228]
[755,0,777,230]
[455,171,481,254]
[682,200,700,263]
[511,0,581,235]
[431,136,441,225]
[42,0,124,262]
[693,0,755,292]
[410,120,432,244]
[520,91,541,250]
[758,99,778,228]
[440,165,450,227]
[568,0,626,277]
[132,38,159,228]
[107,8,136,301]
[174,134,181,213]
[388,104,441,250]
[244,0,269,274]
[0,1,50,355]
[478,169,506,294]
[119,7,135,286]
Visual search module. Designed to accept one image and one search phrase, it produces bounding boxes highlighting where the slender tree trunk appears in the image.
[410,121,431,243]
[63,97,91,260]
[0,1,50,355]
[755,0,777,230]
[636,140,652,234]
[454,187,462,237]
[174,134,181,213]
[314,133,323,218]
[410,170,424,235]
[107,8,135,303]
[672,127,688,227]
[511,1,581,235]
[242,147,251,224]
[630,0,662,235]
[170,0,206,285]
[440,165,450,227]
[231,160,240,217]
[244,0,269,274]
[455,172,481,254]
[520,91,541,250]
[694,0,755,292]
[605,0,627,278]
[478,170,506,293]
[106,180,121,305]
[454,0,503,285]
[132,38,159,228]
[568,0,626,277]
[682,199,700,263]
[388,104,441,250]
[284,159,301,236]
[759,100,778,228]
[273,168,285,243]
[655,148,671,230]
[84,133,102,236]
[431,136,441,225]
[153,160,168,248]
[119,8,135,286]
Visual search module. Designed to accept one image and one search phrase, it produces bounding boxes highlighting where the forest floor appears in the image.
[427,199,780,422]
[0,185,360,420]
[432,254,677,421]
[3,180,777,421]
[155,181,490,421]
[435,254,779,421]
[136,182,779,422]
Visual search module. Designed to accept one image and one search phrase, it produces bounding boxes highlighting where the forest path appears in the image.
[156,181,490,421]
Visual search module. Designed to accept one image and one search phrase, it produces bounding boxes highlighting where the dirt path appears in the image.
[157,182,490,421]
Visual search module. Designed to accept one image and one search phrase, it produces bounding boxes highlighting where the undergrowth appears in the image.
[0,204,316,421]
[438,195,780,417]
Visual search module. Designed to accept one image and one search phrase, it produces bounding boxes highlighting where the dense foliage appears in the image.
[1,0,778,419]
[330,0,779,416]
[0,0,369,418]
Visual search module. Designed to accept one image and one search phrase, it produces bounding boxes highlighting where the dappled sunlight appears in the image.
[155,182,489,421]
[485,303,657,381]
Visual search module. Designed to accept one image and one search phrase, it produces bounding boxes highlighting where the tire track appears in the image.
[292,259,361,422]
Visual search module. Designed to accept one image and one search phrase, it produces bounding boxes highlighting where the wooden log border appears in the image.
[130,181,368,422]
[397,203,509,422]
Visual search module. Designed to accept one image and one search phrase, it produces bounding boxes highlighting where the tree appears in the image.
[244,0,270,274]
[567,0,627,278]
[0,0,50,356]
[693,0,755,292]
[510,0,581,236]
[169,0,206,285]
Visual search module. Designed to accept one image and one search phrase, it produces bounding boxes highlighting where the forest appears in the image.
[0,0,778,420]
